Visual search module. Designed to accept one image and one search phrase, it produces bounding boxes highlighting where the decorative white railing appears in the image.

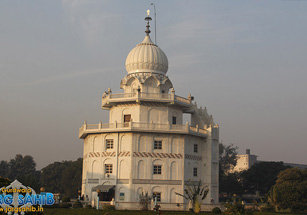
[110,93,135,99]
[102,92,191,106]
[139,92,171,99]
[79,121,207,138]
[174,95,191,104]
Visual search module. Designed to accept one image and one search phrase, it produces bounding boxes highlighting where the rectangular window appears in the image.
[124,114,131,127]
[153,165,162,175]
[106,139,114,149]
[124,114,131,122]
[153,192,161,202]
[172,116,177,125]
[194,144,198,153]
[193,167,198,177]
[105,164,113,174]
[154,140,162,149]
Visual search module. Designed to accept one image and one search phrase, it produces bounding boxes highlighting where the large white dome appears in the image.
[125,35,168,75]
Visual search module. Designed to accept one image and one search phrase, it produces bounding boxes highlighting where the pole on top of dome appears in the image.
[151,3,157,45]
[145,9,152,36]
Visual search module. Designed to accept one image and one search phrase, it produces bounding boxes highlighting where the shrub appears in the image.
[224,200,245,215]
[212,207,222,214]
[245,208,254,215]
[59,202,72,208]
[102,204,115,210]
[61,196,70,203]
[73,199,83,208]
[138,192,151,210]
[84,204,93,209]
[259,203,273,212]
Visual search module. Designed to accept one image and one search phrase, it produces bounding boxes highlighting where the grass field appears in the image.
[43,209,209,215]
[43,208,306,215]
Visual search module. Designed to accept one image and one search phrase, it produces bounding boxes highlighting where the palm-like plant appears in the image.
[175,180,209,213]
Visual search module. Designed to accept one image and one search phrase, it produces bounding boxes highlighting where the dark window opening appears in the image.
[106,139,114,149]
[153,165,162,175]
[124,114,131,127]
[193,167,198,177]
[153,192,161,202]
[194,144,198,153]
[172,117,177,125]
[105,164,113,174]
[154,140,162,149]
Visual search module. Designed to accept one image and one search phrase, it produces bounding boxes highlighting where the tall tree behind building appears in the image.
[0,161,9,177]
[41,158,82,198]
[241,161,290,195]
[219,143,243,196]
[0,154,40,190]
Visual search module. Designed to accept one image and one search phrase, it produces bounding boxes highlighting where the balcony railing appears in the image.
[102,91,191,108]
[79,121,207,139]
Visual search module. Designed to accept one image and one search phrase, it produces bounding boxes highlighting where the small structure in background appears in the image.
[231,149,307,173]
[231,149,258,172]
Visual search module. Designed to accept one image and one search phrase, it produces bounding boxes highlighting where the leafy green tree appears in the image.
[0,161,8,177]
[0,177,11,187]
[219,143,238,174]
[268,168,307,212]
[60,158,82,197]
[219,143,241,195]
[219,172,243,196]
[241,161,290,195]
[41,161,68,194]
[41,158,82,198]
[2,154,40,190]
[7,154,36,180]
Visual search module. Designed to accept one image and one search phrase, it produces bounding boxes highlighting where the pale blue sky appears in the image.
[1,0,306,169]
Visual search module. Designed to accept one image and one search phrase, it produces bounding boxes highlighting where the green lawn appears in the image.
[43,208,306,215]
[43,209,210,215]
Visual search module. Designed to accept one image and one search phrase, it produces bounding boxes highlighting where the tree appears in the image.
[219,172,243,196]
[219,143,238,174]
[41,158,82,198]
[60,158,82,197]
[175,180,209,213]
[0,161,8,177]
[268,168,307,212]
[7,154,36,180]
[0,177,11,188]
[138,192,152,210]
[219,143,241,195]
[3,154,40,190]
[241,161,290,195]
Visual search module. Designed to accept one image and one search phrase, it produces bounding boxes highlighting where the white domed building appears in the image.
[79,12,219,211]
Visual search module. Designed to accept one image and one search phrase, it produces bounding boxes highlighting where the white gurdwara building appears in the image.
[79,13,219,210]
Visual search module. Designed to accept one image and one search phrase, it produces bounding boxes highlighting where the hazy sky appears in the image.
[1,0,306,169]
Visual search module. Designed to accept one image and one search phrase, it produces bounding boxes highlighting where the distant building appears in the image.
[78,12,219,210]
[231,149,307,172]
[231,149,257,172]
